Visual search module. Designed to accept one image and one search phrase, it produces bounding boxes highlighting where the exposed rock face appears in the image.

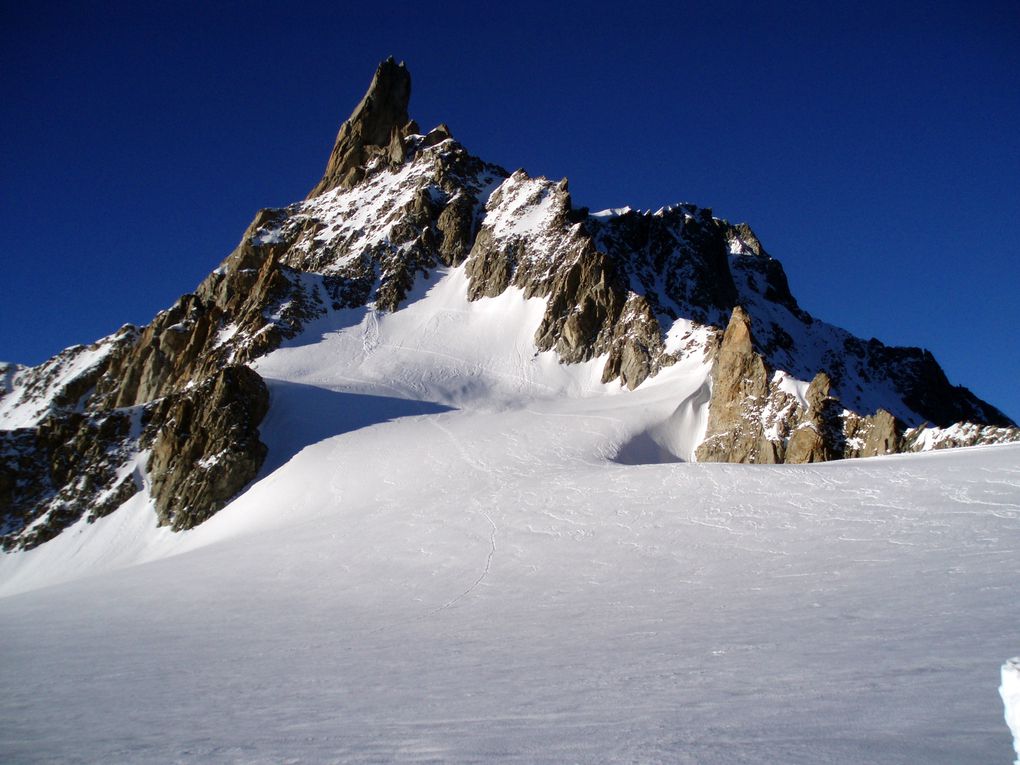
[0,409,139,551]
[695,307,769,463]
[265,126,504,316]
[901,421,1020,451]
[0,363,270,549]
[693,306,1017,465]
[2,59,1017,551]
[839,408,901,459]
[147,366,269,530]
[307,57,413,198]
[784,373,843,464]
[0,233,286,550]
[0,329,138,427]
[464,173,634,376]
[462,175,740,389]
[596,205,738,324]
[601,294,669,389]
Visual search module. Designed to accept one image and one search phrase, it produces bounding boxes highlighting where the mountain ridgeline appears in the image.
[1,58,1016,551]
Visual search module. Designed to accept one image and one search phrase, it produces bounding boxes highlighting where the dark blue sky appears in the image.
[2,1,1018,421]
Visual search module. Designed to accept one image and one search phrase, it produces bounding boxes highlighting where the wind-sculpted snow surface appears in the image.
[0,373,1018,762]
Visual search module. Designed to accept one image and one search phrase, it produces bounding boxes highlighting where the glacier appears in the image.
[1,308,1017,761]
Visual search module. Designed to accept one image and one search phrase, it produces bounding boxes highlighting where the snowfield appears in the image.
[1,267,1018,763]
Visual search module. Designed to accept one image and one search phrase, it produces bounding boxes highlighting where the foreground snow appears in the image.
[1,270,1018,762]
[1,404,1018,762]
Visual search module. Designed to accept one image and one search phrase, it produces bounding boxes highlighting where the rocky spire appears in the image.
[307,57,414,198]
[695,306,770,463]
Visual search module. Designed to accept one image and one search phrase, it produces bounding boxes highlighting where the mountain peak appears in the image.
[307,57,413,198]
[2,59,1017,554]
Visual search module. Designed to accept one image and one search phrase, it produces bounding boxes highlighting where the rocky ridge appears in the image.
[694,306,1016,464]
[1,59,1016,550]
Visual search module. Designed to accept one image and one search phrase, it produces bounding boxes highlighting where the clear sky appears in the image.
[2,0,1018,422]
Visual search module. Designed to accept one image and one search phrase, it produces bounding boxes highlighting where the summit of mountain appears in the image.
[307,56,414,198]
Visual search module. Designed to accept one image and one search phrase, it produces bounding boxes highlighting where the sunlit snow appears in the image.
[1,265,1018,764]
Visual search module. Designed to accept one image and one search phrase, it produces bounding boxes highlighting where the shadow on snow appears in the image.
[257,379,452,477]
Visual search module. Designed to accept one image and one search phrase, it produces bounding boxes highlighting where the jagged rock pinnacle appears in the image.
[307,57,413,198]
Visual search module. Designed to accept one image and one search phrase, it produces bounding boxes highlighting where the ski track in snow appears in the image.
[361,304,380,356]
[426,417,498,615]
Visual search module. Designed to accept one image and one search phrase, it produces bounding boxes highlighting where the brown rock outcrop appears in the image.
[1,362,271,549]
[695,306,770,463]
[785,373,842,464]
[692,312,941,465]
[902,421,1020,451]
[307,57,413,198]
[0,409,138,551]
[843,409,902,458]
[601,294,668,389]
[146,365,269,531]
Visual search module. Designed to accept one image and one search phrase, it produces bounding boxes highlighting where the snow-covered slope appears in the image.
[0,265,714,594]
[1,386,1018,762]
